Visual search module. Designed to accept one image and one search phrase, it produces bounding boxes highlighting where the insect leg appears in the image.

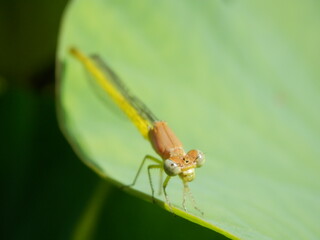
[147,164,162,202]
[158,168,163,196]
[163,176,173,212]
[183,181,204,216]
[125,154,161,187]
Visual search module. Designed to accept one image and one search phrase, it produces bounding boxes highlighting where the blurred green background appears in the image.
[0,1,228,239]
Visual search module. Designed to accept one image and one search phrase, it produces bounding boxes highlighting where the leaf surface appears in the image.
[57,1,320,239]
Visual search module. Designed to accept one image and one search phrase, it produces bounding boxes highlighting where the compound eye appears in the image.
[195,151,205,168]
[164,159,181,176]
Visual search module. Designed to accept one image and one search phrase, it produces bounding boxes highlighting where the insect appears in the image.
[69,48,205,214]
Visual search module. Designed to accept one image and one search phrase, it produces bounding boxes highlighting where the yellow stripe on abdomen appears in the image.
[70,47,151,139]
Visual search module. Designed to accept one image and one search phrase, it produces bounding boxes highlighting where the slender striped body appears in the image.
[70,48,205,213]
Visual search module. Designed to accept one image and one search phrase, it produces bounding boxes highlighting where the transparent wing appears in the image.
[70,48,157,139]
[90,55,158,124]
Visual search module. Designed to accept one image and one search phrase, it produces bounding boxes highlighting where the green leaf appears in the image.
[57,0,320,239]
